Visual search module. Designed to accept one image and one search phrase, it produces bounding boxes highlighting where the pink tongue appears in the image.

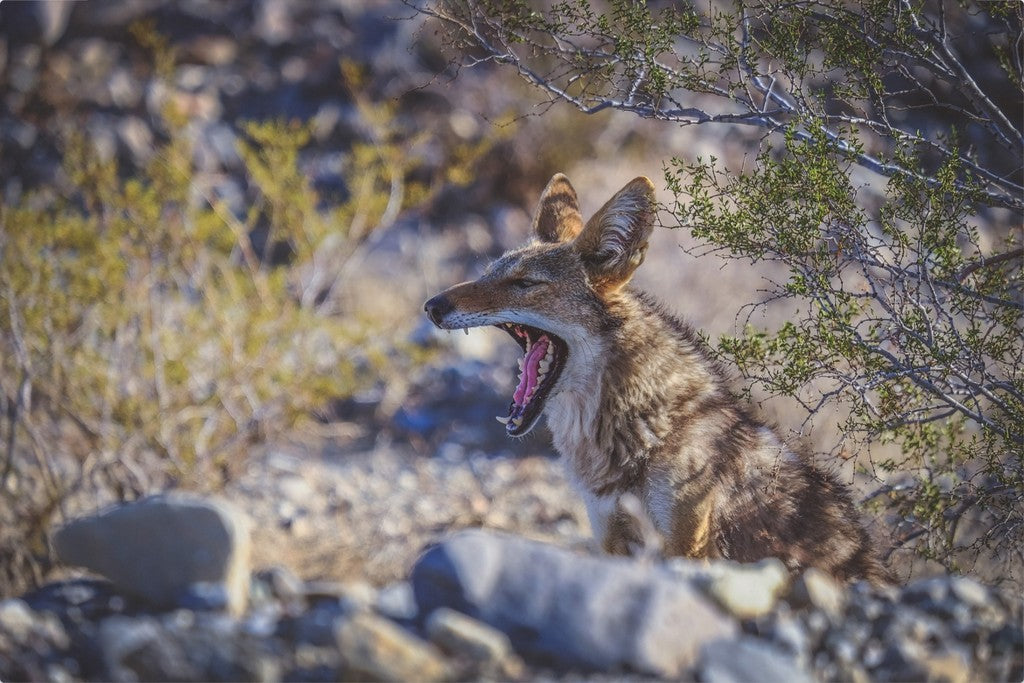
[513,337,548,406]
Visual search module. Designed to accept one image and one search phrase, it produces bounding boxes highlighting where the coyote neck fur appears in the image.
[547,289,719,497]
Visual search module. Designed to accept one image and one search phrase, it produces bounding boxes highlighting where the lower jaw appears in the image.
[505,406,544,436]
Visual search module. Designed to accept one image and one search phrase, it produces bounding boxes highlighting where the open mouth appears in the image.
[493,323,568,436]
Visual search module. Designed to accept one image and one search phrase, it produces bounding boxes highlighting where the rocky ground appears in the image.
[1,493,1021,682]
[230,438,590,588]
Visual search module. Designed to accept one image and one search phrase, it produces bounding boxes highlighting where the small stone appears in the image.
[770,613,809,659]
[292,643,339,674]
[54,493,252,615]
[187,36,238,66]
[949,576,990,608]
[243,606,281,639]
[789,567,845,618]
[706,558,789,620]
[202,122,241,170]
[177,582,231,611]
[176,65,209,91]
[920,650,970,683]
[333,581,378,613]
[284,601,345,647]
[849,596,885,622]
[312,102,343,141]
[336,612,448,682]
[8,120,37,150]
[805,610,829,636]
[36,612,70,650]
[862,638,885,668]
[116,117,153,165]
[426,607,523,677]
[0,599,36,643]
[845,663,873,683]
[830,633,858,664]
[903,576,949,605]
[699,636,814,683]
[286,514,314,538]
[108,68,142,109]
[257,566,305,604]
[877,639,927,681]
[255,0,294,45]
[376,581,418,621]
[277,500,297,522]
[100,616,199,682]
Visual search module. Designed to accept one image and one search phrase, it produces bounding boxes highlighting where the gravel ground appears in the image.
[229,438,592,587]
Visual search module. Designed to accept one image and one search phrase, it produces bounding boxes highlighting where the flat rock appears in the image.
[100,616,199,682]
[699,636,814,683]
[336,612,448,682]
[426,607,524,678]
[948,576,990,608]
[789,567,845,618]
[53,493,251,614]
[411,529,735,677]
[689,557,789,620]
[0,599,36,643]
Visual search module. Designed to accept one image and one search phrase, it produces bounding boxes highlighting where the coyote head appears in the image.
[424,174,656,436]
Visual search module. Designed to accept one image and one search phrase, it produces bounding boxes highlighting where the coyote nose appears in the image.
[424,294,453,327]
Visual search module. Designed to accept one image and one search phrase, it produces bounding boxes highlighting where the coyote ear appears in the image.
[533,173,583,243]
[574,176,656,291]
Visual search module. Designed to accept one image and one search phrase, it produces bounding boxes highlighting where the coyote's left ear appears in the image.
[533,173,584,243]
[574,176,656,292]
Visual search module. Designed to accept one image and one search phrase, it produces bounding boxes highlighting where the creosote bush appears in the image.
[427,0,1022,582]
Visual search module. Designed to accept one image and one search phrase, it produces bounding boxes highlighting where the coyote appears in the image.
[424,174,891,583]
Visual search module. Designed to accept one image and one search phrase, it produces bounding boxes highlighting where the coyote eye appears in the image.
[511,278,543,289]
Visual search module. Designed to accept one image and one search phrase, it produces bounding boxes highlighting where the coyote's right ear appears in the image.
[574,176,656,292]
[533,173,583,243]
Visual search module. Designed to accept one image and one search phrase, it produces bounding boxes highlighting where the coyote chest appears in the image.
[424,173,892,584]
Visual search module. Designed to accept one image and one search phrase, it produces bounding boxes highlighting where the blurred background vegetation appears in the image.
[1,0,1021,596]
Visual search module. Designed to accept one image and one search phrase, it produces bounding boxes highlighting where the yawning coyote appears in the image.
[424,174,890,583]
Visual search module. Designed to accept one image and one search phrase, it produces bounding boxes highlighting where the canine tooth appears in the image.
[511,416,523,427]
[463,328,469,335]
[495,416,510,424]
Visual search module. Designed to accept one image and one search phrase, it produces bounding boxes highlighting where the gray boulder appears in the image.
[53,493,251,614]
[411,529,735,677]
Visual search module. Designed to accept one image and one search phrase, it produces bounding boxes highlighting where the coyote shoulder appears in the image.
[425,173,891,583]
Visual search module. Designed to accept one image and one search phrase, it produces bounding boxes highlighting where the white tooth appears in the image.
[495,416,510,424]
[463,328,469,335]
[538,359,550,373]
[511,416,523,427]
[517,358,525,371]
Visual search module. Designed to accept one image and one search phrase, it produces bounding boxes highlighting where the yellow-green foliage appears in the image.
[0,102,480,517]
[0,21,491,594]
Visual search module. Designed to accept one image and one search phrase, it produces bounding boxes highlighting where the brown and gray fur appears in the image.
[425,174,891,584]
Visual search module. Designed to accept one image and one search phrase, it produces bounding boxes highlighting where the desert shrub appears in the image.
[426,0,1022,581]
[0,78,484,595]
